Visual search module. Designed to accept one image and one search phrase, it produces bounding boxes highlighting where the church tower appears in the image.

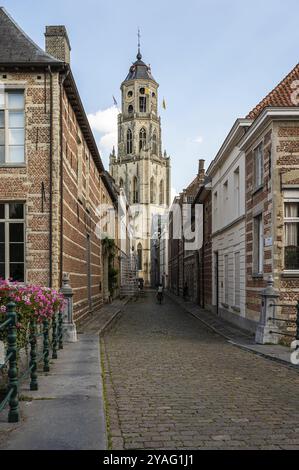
[109,38,171,285]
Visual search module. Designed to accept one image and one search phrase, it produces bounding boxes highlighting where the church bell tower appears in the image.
[109,36,171,285]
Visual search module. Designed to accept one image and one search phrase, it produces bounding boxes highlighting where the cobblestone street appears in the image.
[101,292,299,450]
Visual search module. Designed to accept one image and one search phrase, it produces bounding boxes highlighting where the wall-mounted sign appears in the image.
[264,237,272,247]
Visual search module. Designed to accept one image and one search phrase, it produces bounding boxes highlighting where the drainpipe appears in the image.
[59,68,70,287]
[48,66,53,288]
[202,202,205,309]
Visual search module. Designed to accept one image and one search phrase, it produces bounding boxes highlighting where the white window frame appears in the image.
[253,213,264,275]
[0,89,25,165]
[253,142,264,189]
[0,202,25,281]
[284,195,299,273]
[234,252,240,308]
[224,254,229,304]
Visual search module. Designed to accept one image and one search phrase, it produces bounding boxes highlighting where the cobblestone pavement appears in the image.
[101,292,299,450]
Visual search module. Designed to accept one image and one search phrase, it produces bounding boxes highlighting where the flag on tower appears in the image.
[162,98,167,110]
[112,95,118,107]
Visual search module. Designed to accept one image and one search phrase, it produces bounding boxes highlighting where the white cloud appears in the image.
[88,106,118,155]
[194,135,204,144]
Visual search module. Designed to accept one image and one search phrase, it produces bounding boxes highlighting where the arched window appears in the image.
[127,129,132,154]
[139,128,146,151]
[128,105,133,114]
[150,177,155,204]
[119,178,124,188]
[139,96,146,113]
[159,179,164,205]
[133,176,139,203]
[137,243,142,271]
[152,132,157,154]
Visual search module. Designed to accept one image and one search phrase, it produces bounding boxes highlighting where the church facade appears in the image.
[109,46,171,285]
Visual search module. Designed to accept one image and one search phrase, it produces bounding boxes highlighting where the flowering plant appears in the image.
[0,279,65,349]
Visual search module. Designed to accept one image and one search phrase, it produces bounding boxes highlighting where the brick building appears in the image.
[241,65,299,329]
[0,8,119,322]
[168,160,205,300]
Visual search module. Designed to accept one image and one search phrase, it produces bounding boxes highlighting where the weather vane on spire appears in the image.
[137,28,142,60]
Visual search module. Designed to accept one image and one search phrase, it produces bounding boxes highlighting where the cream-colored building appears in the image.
[109,45,171,285]
[209,119,253,331]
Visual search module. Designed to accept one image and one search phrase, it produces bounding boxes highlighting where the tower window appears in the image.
[139,88,145,95]
[127,129,133,154]
[159,179,164,205]
[150,177,155,204]
[139,128,146,151]
[137,243,142,271]
[139,96,146,113]
[128,105,134,114]
[119,178,124,188]
[133,176,139,203]
[127,91,133,98]
[152,132,157,154]
[152,92,156,98]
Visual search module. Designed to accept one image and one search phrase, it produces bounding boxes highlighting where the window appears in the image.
[224,254,229,304]
[234,167,240,217]
[132,176,139,203]
[150,177,155,203]
[139,96,146,113]
[234,252,240,307]
[119,178,124,188]
[284,201,299,270]
[254,143,264,189]
[139,128,146,151]
[0,203,25,281]
[127,91,133,98]
[137,243,142,271]
[152,132,157,154]
[253,214,263,274]
[0,90,25,164]
[139,88,145,95]
[159,179,164,205]
[128,105,133,115]
[127,129,133,154]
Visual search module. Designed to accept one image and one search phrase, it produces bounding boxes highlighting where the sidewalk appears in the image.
[166,291,298,369]
[0,297,129,450]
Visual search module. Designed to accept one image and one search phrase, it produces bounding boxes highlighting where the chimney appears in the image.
[198,159,205,183]
[45,26,71,64]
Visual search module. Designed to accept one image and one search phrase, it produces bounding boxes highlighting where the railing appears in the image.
[269,301,299,343]
[0,300,64,423]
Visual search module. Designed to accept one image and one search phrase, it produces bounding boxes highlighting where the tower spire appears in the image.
[137,28,142,60]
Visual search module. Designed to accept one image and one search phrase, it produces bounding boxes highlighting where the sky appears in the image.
[4,0,299,193]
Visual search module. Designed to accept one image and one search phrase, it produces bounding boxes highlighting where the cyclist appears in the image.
[157,283,163,304]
